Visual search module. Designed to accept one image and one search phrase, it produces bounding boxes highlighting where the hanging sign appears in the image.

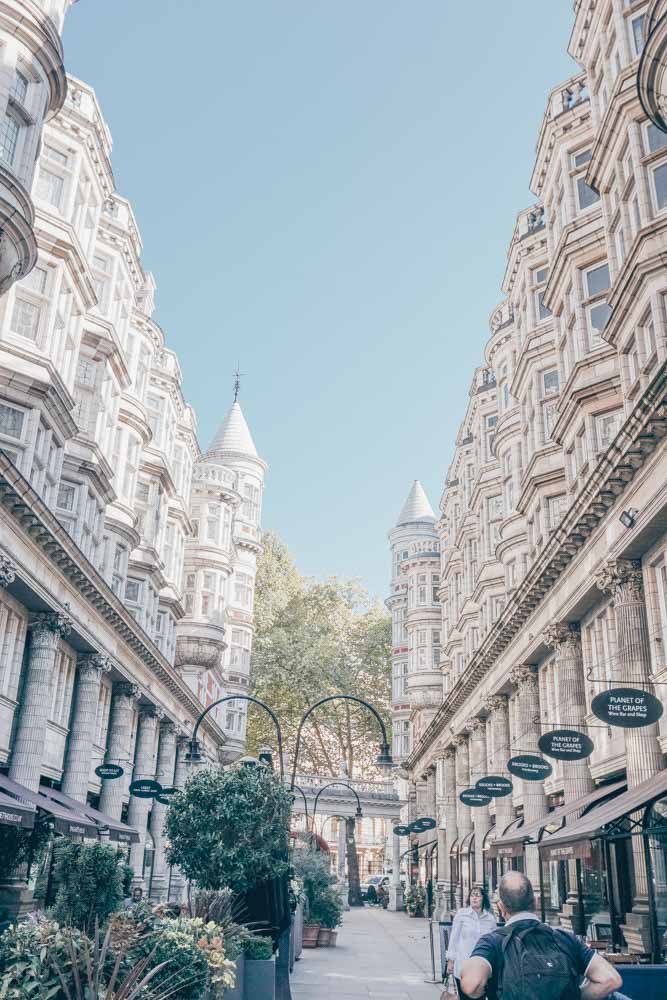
[94,764,124,780]
[538,729,594,761]
[129,779,162,799]
[157,786,178,797]
[155,795,171,806]
[459,788,491,808]
[476,775,513,798]
[393,825,411,836]
[591,688,663,729]
[413,816,436,831]
[507,755,553,781]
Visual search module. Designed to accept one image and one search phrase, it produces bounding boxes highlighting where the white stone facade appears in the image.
[396,0,667,950]
[0,49,265,901]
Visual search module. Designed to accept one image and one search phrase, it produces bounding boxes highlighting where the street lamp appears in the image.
[186,694,285,780]
[290,783,310,831]
[311,781,363,830]
[289,694,392,790]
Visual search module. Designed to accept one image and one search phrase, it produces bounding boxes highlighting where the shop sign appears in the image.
[94,764,124,780]
[539,839,592,863]
[459,788,491,808]
[157,786,177,797]
[476,775,513,798]
[507,755,553,781]
[392,824,411,836]
[538,729,594,761]
[488,841,525,859]
[413,816,436,831]
[591,688,663,729]
[129,779,162,799]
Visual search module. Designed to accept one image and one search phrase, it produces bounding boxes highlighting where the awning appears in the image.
[487,817,524,858]
[0,789,35,829]
[0,774,98,838]
[495,780,626,851]
[460,831,475,856]
[539,769,667,863]
[39,786,139,844]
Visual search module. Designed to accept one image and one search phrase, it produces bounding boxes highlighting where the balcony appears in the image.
[174,621,226,672]
[638,2,667,133]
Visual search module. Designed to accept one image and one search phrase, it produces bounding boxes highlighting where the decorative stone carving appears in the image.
[595,559,644,601]
[78,653,112,679]
[453,732,469,748]
[114,682,142,701]
[441,744,457,760]
[510,664,537,689]
[0,554,17,588]
[466,716,486,732]
[543,622,580,650]
[483,694,507,714]
[29,611,72,638]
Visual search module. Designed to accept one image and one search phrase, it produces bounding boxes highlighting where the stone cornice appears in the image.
[406,360,667,771]
[0,453,225,744]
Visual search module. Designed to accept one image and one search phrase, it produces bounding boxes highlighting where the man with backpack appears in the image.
[459,872,623,1000]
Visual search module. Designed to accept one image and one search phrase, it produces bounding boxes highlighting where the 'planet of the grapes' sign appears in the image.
[476,775,513,798]
[591,688,663,729]
[538,729,594,761]
[507,755,552,781]
[459,788,492,808]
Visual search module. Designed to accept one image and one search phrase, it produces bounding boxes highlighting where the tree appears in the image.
[345,817,363,907]
[165,765,292,892]
[50,839,125,934]
[247,532,392,779]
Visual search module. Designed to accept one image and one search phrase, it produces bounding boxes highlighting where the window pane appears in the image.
[577,176,600,210]
[543,370,559,394]
[0,403,24,439]
[654,162,667,211]
[537,291,551,320]
[10,297,40,340]
[586,264,610,297]
[647,124,667,154]
[36,168,64,209]
[0,113,19,164]
[589,302,612,333]
[10,72,28,105]
[573,150,592,168]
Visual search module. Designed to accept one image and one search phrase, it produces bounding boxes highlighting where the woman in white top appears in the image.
[446,887,496,999]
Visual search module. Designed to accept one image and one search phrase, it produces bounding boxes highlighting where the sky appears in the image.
[63,1,577,600]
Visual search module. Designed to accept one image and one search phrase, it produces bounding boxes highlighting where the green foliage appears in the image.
[242,936,273,960]
[165,765,291,892]
[0,918,82,998]
[405,882,426,917]
[291,849,336,922]
[310,886,343,929]
[190,888,247,961]
[0,818,50,883]
[248,531,392,778]
[49,839,124,935]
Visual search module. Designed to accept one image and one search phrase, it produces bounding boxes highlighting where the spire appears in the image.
[396,480,435,525]
[205,400,259,460]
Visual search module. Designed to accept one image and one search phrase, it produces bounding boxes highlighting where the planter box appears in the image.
[302,922,320,948]
[317,927,332,946]
[244,956,275,1000]
[224,953,244,1000]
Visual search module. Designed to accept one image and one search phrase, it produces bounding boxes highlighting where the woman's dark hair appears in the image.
[467,887,491,911]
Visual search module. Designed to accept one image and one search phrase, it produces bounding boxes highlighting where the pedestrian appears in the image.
[122,886,143,910]
[376,883,388,909]
[445,887,496,999]
[460,871,623,1000]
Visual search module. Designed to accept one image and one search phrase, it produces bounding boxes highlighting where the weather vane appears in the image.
[233,363,247,402]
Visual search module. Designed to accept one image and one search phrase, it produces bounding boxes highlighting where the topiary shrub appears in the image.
[165,765,291,892]
[49,839,124,934]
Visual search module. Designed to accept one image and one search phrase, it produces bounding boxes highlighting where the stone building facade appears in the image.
[396,0,667,952]
[0,32,265,909]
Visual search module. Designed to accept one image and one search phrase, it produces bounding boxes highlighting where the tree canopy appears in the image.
[247,531,392,778]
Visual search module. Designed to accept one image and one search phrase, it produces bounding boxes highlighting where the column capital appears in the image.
[453,732,469,748]
[29,610,72,638]
[78,653,113,679]
[159,719,178,736]
[543,622,581,650]
[510,664,538,690]
[439,744,457,761]
[483,694,507,714]
[595,558,643,600]
[466,716,486,733]
[114,681,142,702]
[139,705,162,723]
[0,554,17,588]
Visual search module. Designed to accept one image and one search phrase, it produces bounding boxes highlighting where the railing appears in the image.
[293,773,398,799]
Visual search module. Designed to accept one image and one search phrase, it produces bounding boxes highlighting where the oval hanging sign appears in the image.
[392,825,411,837]
[129,779,162,798]
[414,816,436,831]
[507,755,553,781]
[94,764,124,780]
[476,775,513,798]
[538,729,594,761]
[591,688,663,729]
[155,795,171,806]
[459,788,491,808]
[157,786,178,797]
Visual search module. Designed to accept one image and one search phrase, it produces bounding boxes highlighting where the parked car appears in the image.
[360,875,389,901]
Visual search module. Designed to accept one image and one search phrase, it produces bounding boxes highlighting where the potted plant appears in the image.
[312,887,343,946]
[405,882,426,918]
[242,935,275,1000]
[292,847,333,948]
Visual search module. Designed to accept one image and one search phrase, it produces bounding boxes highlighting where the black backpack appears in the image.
[497,922,581,1000]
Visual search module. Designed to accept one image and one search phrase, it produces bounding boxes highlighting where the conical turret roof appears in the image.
[396,480,435,525]
[205,401,258,460]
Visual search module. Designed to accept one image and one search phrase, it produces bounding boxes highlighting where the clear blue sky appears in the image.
[63,1,576,600]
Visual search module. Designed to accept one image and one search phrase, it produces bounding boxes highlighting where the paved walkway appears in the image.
[290,907,444,999]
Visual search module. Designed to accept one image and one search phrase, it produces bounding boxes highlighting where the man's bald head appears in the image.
[498,871,535,916]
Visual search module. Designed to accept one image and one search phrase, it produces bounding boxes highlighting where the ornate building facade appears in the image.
[0,23,265,911]
[396,0,667,954]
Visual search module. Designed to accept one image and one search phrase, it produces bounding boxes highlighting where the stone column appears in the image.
[388,817,404,911]
[454,732,472,905]
[484,695,514,839]
[149,720,177,902]
[99,683,140,820]
[595,558,665,952]
[127,708,160,888]
[61,654,112,801]
[168,734,191,904]
[9,612,72,792]
[468,716,490,888]
[425,767,437,820]
[408,783,417,825]
[510,665,547,888]
[434,753,448,917]
[442,745,458,912]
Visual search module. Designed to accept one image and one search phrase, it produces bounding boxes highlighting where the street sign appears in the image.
[94,764,124,780]
[538,729,594,761]
[129,779,162,798]
[591,688,663,728]
[476,775,513,797]
[392,824,411,836]
[459,788,491,807]
[507,755,552,781]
